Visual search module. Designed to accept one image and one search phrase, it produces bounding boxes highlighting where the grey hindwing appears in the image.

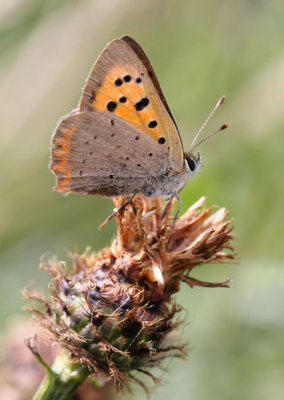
[52,111,170,195]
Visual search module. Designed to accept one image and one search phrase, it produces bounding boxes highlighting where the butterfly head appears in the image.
[185,151,201,176]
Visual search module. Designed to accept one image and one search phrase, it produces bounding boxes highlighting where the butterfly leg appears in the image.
[159,191,182,234]
[98,190,140,230]
[160,191,182,222]
[160,193,174,222]
[172,192,182,221]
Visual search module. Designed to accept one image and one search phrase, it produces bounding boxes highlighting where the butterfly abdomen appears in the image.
[142,165,192,198]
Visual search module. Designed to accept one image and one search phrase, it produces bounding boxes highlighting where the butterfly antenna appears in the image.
[190,123,228,152]
[189,95,226,153]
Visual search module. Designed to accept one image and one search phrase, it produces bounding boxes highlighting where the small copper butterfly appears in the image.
[50,36,227,213]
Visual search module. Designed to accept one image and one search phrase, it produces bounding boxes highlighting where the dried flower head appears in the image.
[24,196,234,391]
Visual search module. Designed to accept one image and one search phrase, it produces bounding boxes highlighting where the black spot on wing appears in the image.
[123,75,131,82]
[135,97,149,111]
[148,120,157,128]
[119,96,127,103]
[107,101,117,112]
[90,91,95,102]
[115,78,123,86]
[158,137,166,144]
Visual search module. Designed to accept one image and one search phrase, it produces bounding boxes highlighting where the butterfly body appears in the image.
[142,156,201,198]
[50,36,202,201]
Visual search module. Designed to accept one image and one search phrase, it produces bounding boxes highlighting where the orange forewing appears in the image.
[79,38,184,172]
[120,35,179,131]
[89,65,163,141]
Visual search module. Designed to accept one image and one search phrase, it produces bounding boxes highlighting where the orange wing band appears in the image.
[51,127,74,191]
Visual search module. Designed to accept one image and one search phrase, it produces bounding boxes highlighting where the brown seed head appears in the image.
[24,196,235,390]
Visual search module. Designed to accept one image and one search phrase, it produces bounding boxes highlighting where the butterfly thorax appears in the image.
[141,153,201,198]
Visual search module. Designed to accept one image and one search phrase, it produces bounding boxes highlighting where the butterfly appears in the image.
[50,35,226,218]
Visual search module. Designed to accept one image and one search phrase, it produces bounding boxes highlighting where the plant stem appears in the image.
[33,348,90,400]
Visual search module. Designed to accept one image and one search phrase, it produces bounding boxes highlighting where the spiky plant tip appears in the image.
[25,196,235,393]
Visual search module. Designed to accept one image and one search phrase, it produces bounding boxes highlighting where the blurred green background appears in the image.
[1,0,284,399]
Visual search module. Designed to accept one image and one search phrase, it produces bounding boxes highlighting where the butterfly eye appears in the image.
[186,155,196,172]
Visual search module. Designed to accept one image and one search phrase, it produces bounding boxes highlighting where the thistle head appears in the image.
[24,196,234,391]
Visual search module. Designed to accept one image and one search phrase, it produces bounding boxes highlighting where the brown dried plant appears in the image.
[24,196,234,393]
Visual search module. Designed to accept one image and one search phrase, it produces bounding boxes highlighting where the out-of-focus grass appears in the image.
[1,0,284,399]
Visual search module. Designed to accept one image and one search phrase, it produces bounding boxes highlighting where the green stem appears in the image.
[33,348,90,400]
